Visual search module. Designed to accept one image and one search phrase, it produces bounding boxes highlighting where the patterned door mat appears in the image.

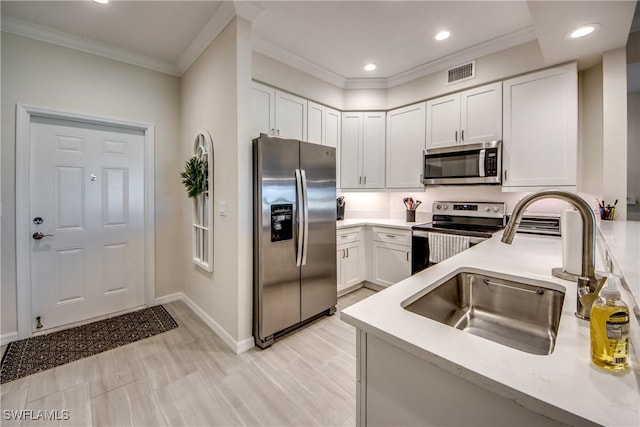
[1,305,178,384]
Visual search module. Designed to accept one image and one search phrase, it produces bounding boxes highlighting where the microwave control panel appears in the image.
[485,148,498,176]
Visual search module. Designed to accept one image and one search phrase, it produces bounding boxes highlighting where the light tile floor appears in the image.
[0,288,376,427]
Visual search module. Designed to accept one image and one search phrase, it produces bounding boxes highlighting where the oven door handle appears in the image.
[478,148,486,177]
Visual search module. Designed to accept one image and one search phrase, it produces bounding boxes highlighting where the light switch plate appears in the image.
[627,196,636,205]
[219,201,227,216]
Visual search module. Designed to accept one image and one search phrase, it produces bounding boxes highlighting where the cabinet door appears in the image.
[502,64,577,190]
[362,112,386,189]
[342,242,364,289]
[251,82,275,138]
[426,94,460,149]
[275,91,307,140]
[341,112,363,189]
[460,82,502,145]
[326,107,341,186]
[386,103,426,188]
[307,101,325,145]
[372,242,410,287]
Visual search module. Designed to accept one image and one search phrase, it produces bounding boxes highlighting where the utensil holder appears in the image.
[406,210,416,222]
[599,206,615,220]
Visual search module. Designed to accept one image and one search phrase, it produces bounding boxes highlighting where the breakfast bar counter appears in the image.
[341,228,639,426]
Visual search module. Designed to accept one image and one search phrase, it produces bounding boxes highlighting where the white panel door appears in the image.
[386,103,426,188]
[426,94,460,149]
[275,90,307,140]
[251,81,275,138]
[362,112,386,189]
[340,112,363,189]
[30,118,145,332]
[460,82,502,145]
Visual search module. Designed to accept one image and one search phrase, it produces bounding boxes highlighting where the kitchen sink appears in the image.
[403,269,565,355]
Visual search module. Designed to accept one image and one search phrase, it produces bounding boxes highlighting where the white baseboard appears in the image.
[154,292,182,305]
[158,292,254,355]
[1,332,18,346]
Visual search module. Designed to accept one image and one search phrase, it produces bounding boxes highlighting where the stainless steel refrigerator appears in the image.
[253,134,337,349]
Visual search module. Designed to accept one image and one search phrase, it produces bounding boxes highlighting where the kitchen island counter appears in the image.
[341,229,639,426]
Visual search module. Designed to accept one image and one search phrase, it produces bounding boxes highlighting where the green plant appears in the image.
[180,156,208,198]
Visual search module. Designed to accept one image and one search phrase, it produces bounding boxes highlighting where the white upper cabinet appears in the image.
[307,101,341,148]
[426,95,459,148]
[307,101,325,144]
[386,102,426,188]
[251,82,276,138]
[251,81,308,141]
[275,91,307,140]
[502,64,577,191]
[460,83,503,144]
[426,82,502,149]
[340,112,386,189]
[308,101,342,186]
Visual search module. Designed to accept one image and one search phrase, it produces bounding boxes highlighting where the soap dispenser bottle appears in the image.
[590,273,630,371]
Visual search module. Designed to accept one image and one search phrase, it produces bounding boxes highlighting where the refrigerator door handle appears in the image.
[301,169,309,266]
[295,168,304,267]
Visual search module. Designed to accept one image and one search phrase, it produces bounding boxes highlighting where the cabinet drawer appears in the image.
[337,227,363,244]
[372,227,411,246]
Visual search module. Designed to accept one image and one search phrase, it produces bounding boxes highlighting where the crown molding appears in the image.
[256,26,537,90]
[252,36,348,88]
[1,15,179,76]
[175,1,236,75]
[234,0,265,22]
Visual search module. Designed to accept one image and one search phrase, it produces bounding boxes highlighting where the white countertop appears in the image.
[337,218,428,230]
[341,229,639,426]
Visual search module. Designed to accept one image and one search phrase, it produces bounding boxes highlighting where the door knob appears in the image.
[32,232,53,240]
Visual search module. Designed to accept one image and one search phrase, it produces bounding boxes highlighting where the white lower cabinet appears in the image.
[370,227,411,287]
[337,227,365,294]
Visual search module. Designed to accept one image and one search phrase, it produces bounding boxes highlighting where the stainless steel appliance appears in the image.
[253,134,337,349]
[422,140,502,186]
[411,201,506,274]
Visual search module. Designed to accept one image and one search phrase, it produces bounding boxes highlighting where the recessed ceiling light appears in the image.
[364,63,377,72]
[94,0,109,4]
[567,24,600,39]
[435,31,450,41]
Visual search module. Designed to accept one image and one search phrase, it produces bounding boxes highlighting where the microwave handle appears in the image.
[478,149,486,177]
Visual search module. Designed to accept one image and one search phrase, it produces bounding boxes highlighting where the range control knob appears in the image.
[442,205,448,210]
[436,204,442,210]
[485,207,491,212]
[493,207,500,212]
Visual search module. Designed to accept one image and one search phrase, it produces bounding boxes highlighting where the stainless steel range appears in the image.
[411,201,506,274]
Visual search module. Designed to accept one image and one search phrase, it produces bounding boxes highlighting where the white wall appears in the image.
[602,48,628,220]
[578,64,604,197]
[339,188,571,222]
[0,33,182,336]
[180,18,253,348]
[628,92,640,220]
[386,41,546,110]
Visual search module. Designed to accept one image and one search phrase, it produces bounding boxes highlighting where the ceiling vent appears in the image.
[447,61,475,84]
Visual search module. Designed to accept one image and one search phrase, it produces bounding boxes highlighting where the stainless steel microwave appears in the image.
[422,140,502,186]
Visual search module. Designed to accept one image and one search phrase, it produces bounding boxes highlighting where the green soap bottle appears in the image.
[590,273,630,371]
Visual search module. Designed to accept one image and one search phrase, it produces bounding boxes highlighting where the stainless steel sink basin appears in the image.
[403,269,565,355]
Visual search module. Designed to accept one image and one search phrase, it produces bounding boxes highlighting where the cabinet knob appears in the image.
[455,130,458,142]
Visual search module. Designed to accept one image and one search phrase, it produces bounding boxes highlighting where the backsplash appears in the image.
[338,186,586,221]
